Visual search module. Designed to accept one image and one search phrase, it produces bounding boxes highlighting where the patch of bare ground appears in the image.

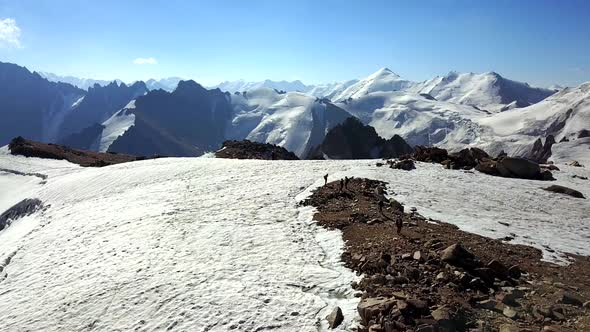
[301,177,590,331]
[8,136,152,167]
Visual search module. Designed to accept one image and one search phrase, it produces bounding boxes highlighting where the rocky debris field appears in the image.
[8,136,145,167]
[301,177,590,331]
[214,139,300,160]
[401,146,558,181]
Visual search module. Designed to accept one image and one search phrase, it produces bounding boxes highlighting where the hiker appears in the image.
[378,199,384,215]
[395,215,403,235]
[344,176,350,189]
[339,179,344,192]
[324,174,328,186]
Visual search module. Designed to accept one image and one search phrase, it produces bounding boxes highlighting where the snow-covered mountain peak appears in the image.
[367,67,400,79]
[332,68,414,101]
[412,71,554,112]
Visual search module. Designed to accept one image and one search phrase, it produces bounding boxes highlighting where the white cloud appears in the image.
[0,18,21,48]
[133,57,158,65]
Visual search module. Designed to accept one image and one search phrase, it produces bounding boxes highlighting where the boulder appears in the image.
[475,158,497,175]
[325,306,344,329]
[391,159,415,171]
[357,297,396,324]
[543,185,586,199]
[449,147,490,169]
[496,157,542,179]
[561,292,586,306]
[487,260,508,278]
[507,265,522,279]
[440,243,478,268]
[568,160,584,167]
[412,146,449,163]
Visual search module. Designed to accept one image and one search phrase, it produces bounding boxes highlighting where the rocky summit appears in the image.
[214,140,299,160]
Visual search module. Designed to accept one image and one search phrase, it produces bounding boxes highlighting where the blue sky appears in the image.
[0,0,589,87]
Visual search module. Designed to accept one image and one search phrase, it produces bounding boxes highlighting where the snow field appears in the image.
[0,153,589,331]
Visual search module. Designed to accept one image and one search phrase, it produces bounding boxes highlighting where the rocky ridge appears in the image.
[301,177,590,331]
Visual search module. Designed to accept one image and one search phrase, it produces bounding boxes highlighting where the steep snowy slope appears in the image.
[228,89,352,157]
[332,68,415,101]
[58,81,148,140]
[337,91,488,148]
[98,101,137,152]
[1,152,589,331]
[476,82,590,159]
[411,71,554,113]
[305,80,359,99]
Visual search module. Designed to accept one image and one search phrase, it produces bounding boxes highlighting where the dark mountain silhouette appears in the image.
[107,80,233,156]
[308,117,414,159]
[58,81,147,139]
[0,61,84,144]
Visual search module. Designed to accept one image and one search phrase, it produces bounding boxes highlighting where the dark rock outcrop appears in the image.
[406,146,489,170]
[8,136,144,167]
[325,306,344,329]
[0,61,84,144]
[58,81,147,139]
[59,123,105,150]
[0,198,43,231]
[476,156,554,181]
[389,159,416,171]
[543,185,586,199]
[410,146,449,163]
[308,117,413,159]
[526,135,555,164]
[215,140,299,160]
[108,81,233,157]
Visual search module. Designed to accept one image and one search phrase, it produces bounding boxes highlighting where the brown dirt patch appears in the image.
[301,177,590,331]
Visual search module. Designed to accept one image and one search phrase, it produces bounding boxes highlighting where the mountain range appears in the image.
[2,61,588,164]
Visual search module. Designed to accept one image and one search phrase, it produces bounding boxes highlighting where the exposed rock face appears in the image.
[59,123,105,150]
[58,81,147,139]
[405,145,555,181]
[408,146,490,171]
[410,146,449,163]
[0,61,84,144]
[543,185,586,199]
[8,136,144,167]
[308,117,413,159]
[215,140,299,160]
[476,156,554,181]
[0,198,43,231]
[444,147,490,170]
[526,135,555,164]
[108,81,233,157]
[389,159,416,171]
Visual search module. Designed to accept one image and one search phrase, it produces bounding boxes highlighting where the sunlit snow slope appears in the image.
[228,88,351,157]
[1,152,589,331]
